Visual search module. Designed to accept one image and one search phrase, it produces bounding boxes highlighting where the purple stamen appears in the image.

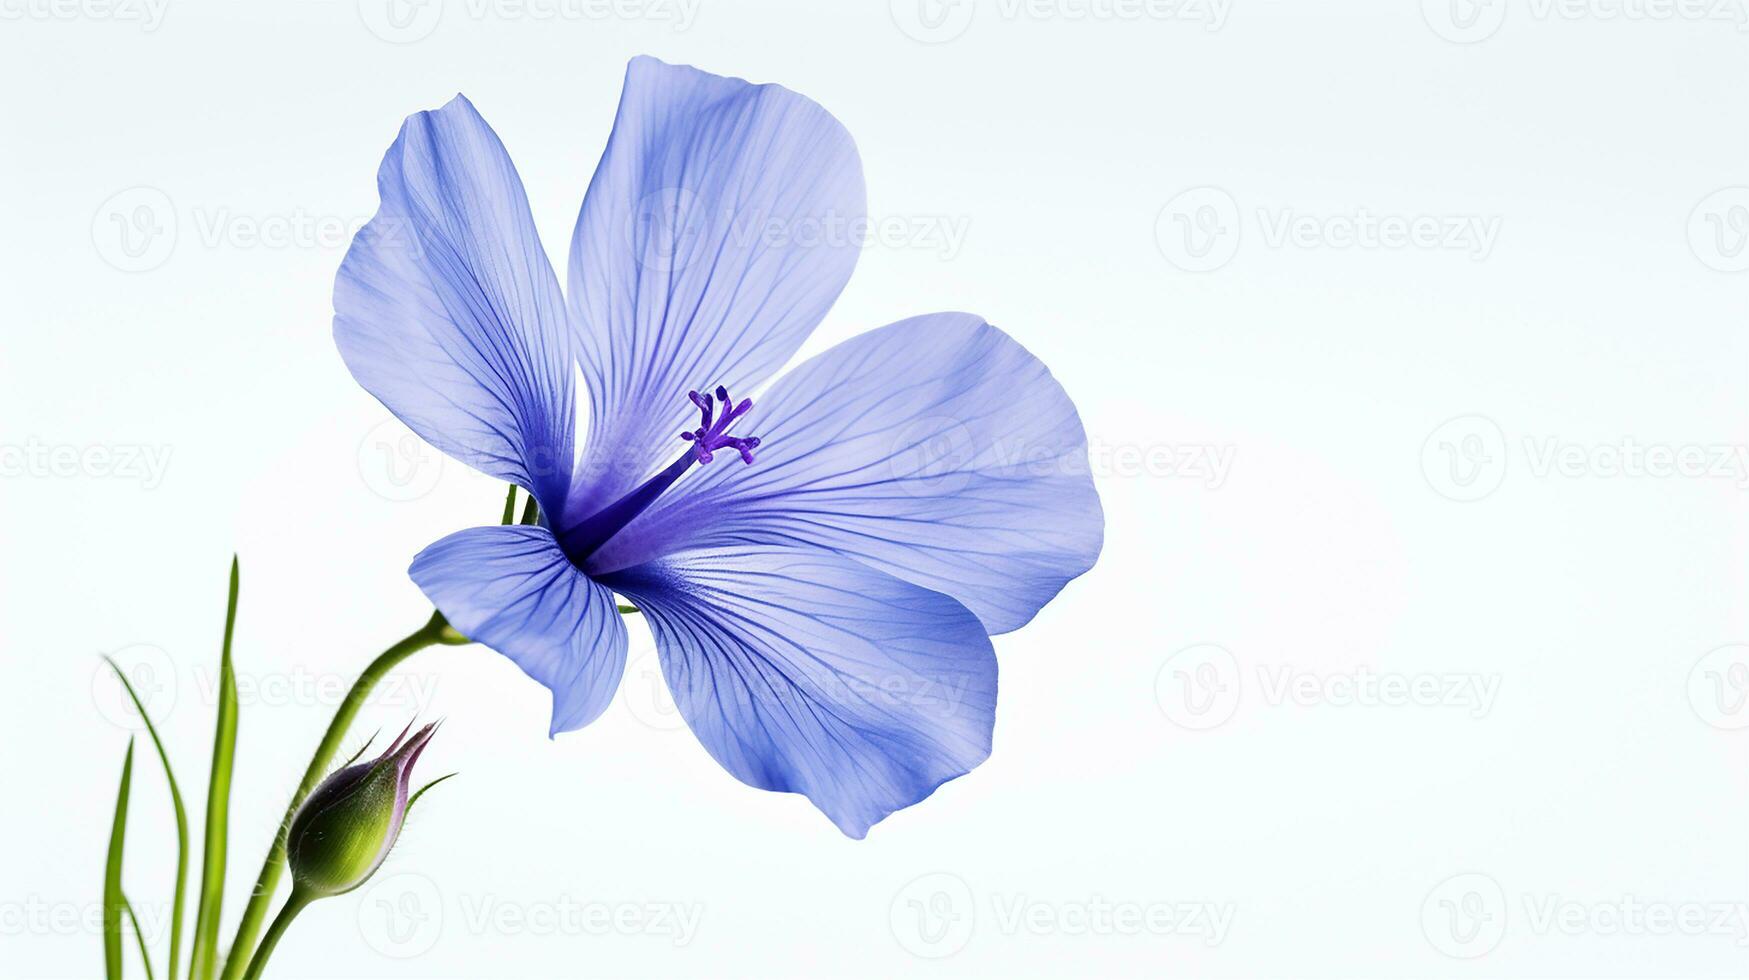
[681,384,761,466]
[556,385,763,562]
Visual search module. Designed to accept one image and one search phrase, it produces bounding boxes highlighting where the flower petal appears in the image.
[410,525,626,736]
[587,313,1104,635]
[564,57,865,522]
[335,94,575,513]
[599,545,996,838]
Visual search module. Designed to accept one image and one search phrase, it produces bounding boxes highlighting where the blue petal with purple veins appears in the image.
[562,56,865,529]
[599,545,997,838]
[584,312,1105,635]
[410,525,627,736]
[334,94,575,516]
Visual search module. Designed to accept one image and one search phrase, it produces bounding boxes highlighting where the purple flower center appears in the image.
[680,386,762,465]
[558,385,760,561]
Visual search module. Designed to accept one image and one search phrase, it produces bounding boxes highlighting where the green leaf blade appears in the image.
[104,655,187,980]
[104,739,135,980]
[189,557,240,980]
[122,894,158,980]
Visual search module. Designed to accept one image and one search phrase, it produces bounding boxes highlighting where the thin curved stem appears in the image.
[237,890,311,980]
[219,612,466,979]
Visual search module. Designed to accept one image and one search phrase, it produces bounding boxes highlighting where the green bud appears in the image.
[286,721,440,897]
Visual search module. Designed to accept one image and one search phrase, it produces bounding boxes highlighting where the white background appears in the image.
[3,1,1747,976]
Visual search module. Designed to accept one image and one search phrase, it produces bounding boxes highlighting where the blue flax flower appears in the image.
[334,57,1103,837]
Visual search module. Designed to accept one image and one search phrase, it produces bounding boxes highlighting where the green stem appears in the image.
[219,612,466,980]
[237,890,312,980]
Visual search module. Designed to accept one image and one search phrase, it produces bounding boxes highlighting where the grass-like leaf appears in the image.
[189,557,240,980]
[104,656,187,980]
[104,739,135,980]
[122,895,157,980]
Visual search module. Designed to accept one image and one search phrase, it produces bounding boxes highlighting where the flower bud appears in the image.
[286,721,441,897]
